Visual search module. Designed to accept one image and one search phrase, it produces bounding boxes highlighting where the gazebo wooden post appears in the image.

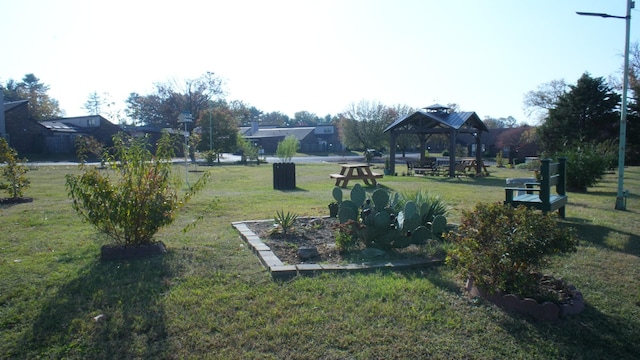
[475,132,483,175]
[419,134,427,162]
[389,130,397,173]
[448,129,456,177]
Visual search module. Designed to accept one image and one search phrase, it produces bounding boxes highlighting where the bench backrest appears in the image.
[539,158,566,200]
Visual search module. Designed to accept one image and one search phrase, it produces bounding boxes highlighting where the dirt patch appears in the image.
[244,217,431,265]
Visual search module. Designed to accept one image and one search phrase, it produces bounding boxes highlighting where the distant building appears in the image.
[239,123,342,153]
[1,95,122,156]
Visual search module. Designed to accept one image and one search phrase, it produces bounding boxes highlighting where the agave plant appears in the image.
[272,209,299,235]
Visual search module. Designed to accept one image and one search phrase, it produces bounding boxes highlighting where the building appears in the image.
[1,94,121,156]
[239,123,342,154]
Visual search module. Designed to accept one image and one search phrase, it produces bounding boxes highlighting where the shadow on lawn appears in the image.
[496,303,640,359]
[424,175,510,188]
[18,251,179,359]
[564,218,640,257]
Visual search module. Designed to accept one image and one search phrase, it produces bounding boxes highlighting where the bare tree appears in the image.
[523,79,568,122]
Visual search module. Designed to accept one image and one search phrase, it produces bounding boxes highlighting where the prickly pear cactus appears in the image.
[350,183,366,206]
[338,200,359,223]
[371,188,389,210]
[430,215,448,238]
[411,226,430,245]
[330,184,449,251]
[332,186,343,204]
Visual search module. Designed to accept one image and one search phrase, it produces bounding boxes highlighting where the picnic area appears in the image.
[1,161,639,359]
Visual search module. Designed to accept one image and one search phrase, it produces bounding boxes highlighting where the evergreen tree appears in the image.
[538,73,620,153]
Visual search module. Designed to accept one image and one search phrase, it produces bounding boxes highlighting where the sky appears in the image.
[2,0,639,125]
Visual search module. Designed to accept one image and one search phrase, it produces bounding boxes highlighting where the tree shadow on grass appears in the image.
[423,175,510,189]
[563,218,640,257]
[18,251,181,359]
[495,302,640,359]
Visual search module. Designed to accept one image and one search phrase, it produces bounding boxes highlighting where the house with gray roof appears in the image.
[239,123,342,153]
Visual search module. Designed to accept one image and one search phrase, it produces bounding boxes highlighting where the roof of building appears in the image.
[3,100,29,113]
[384,104,489,133]
[39,121,79,133]
[243,127,315,141]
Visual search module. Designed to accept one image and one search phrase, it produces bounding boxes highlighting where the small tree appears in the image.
[276,135,299,163]
[66,132,209,246]
[0,138,30,199]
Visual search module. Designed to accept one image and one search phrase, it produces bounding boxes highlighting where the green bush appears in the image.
[334,219,361,252]
[65,132,210,246]
[555,141,616,192]
[446,203,577,298]
[276,135,299,163]
[0,138,30,199]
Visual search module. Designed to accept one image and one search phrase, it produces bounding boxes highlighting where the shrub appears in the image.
[0,138,30,199]
[334,219,361,252]
[276,135,299,163]
[204,150,217,165]
[65,132,210,246]
[495,151,506,167]
[446,202,577,298]
[554,141,616,192]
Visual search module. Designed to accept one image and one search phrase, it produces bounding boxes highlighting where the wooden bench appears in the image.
[329,173,382,180]
[504,158,568,218]
[407,160,438,175]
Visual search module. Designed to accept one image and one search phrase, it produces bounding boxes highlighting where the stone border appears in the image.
[232,220,443,279]
[465,278,585,321]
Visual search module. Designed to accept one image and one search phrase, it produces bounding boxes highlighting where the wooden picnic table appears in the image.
[329,163,383,188]
[462,158,490,176]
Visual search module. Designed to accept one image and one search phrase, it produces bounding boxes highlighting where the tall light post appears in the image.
[577,0,634,210]
[178,112,193,186]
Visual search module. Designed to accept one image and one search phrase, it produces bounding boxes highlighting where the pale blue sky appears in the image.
[2,0,638,124]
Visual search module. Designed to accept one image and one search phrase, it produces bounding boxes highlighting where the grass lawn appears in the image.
[1,162,639,359]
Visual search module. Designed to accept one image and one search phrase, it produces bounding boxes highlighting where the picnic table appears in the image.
[461,158,490,176]
[329,163,383,188]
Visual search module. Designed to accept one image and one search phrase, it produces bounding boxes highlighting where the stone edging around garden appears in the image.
[232,220,443,279]
[465,278,585,321]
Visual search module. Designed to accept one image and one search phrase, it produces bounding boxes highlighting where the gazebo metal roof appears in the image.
[384,107,488,134]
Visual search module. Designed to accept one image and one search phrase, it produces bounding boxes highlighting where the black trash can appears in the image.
[273,162,296,190]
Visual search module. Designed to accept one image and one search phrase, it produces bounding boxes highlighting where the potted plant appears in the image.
[328,186,342,217]
[446,202,583,320]
[66,132,210,260]
[273,135,299,190]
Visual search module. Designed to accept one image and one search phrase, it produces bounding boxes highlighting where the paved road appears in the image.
[26,153,423,166]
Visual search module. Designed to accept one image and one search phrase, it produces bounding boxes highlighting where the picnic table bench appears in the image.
[504,158,568,218]
[330,163,382,188]
[407,159,438,175]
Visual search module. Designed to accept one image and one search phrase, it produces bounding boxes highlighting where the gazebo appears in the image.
[384,104,489,177]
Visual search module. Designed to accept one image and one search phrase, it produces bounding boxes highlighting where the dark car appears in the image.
[366,149,383,157]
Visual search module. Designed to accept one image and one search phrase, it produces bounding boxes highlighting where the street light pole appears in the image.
[577,0,634,210]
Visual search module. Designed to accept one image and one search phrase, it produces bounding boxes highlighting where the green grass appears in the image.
[1,162,639,359]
